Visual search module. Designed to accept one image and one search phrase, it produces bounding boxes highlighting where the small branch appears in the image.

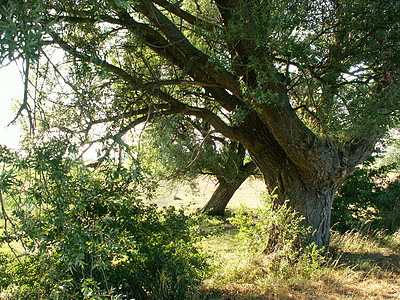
[88,104,171,126]
[136,106,152,153]
[105,107,185,143]
[184,130,212,170]
[142,79,221,89]
[181,105,240,141]
[9,57,33,128]
[50,32,138,85]
[0,190,29,277]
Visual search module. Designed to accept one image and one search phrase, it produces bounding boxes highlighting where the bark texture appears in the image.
[237,119,369,248]
[202,161,257,215]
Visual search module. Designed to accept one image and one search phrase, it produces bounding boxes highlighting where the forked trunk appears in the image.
[241,122,345,249]
[250,151,342,249]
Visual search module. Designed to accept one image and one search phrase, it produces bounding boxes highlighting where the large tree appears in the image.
[1,0,399,248]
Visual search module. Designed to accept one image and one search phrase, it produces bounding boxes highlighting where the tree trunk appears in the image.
[277,166,340,248]
[202,161,257,216]
[245,139,347,249]
[236,113,353,249]
[201,178,242,216]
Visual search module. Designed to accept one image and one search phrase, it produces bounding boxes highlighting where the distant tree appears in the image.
[1,0,399,248]
[142,115,257,215]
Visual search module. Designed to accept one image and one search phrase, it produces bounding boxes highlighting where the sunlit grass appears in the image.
[0,218,12,256]
[150,178,400,299]
[0,218,25,258]
[199,223,400,300]
[195,211,400,299]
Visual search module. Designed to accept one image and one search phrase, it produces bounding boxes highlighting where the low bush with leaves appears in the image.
[0,140,208,299]
[228,193,324,279]
[333,157,400,233]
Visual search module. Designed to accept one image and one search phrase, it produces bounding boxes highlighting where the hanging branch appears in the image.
[9,56,33,131]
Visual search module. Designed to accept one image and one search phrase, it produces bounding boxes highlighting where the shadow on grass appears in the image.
[328,246,400,275]
[199,215,400,299]
[196,285,278,300]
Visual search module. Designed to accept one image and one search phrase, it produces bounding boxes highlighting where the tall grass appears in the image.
[199,194,327,298]
[197,207,400,299]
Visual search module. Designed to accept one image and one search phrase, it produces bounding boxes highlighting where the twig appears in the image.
[184,130,212,170]
[0,189,29,278]
[9,56,33,130]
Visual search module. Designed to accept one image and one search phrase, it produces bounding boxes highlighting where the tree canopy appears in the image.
[141,115,257,215]
[1,0,399,247]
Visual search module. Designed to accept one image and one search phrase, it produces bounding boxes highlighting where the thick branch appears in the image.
[115,8,244,111]
[135,0,243,98]
[258,101,336,180]
[214,0,261,78]
[345,135,377,173]
[142,79,221,89]
[241,160,257,176]
[152,0,217,31]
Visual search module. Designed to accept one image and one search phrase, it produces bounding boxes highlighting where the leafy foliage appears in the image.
[1,0,398,149]
[1,0,400,249]
[141,115,254,183]
[0,140,208,299]
[333,158,400,233]
[229,193,324,278]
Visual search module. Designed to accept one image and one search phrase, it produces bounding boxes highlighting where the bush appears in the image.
[229,193,324,279]
[0,140,208,299]
[333,158,400,233]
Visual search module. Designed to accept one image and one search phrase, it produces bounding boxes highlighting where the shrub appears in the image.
[0,140,208,299]
[229,193,324,279]
[333,158,400,233]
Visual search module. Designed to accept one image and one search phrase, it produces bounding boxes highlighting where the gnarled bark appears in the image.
[238,114,373,248]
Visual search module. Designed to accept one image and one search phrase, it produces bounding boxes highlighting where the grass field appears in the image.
[153,176,266,211]
[156,177,400,299]
[197,219,400,299]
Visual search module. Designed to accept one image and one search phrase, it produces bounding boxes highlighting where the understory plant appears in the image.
[333,157,400,233]
[229,193,325,279]
[0,140,208,299]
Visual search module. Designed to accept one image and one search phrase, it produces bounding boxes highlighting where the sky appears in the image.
[0,61,99,159]
[0,59,112,160]
[0,62,24,149]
